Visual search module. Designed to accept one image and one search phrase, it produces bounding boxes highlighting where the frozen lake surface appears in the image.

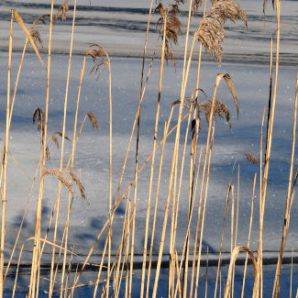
[0,51,297,273]
[0,0,297,296]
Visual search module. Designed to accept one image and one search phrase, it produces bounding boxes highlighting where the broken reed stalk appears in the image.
[241,173,257,298]
[272,73,298,298]
[0,10,13,296]
[28,0,54,296]
[224,246,258,298]
[139,9,167,298]
[213,184,233,298]
[256,0,281,296]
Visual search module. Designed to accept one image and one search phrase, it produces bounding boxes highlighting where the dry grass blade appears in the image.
[245,153,258,165]
[13,10,45,67]
[51,132,71,149]
[196,0,247,63]
[69,171,86,200]
[87,112,99,129]
[42,168,74,197]
[42,168,86,200]
[223,73,240,117]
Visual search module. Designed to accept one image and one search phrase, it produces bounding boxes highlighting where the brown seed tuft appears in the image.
[155,3,182,65]
[199,99,231,127]
[87,112,99,129]
[46,145,51,161]
[50,132,71,149]
[192,0,201,13]
[69,171,86,200]
[55,1,69,21]
[30,27,43,48]
[245,153,258,165]
[33,107,45,133]
[223,73,240,118]
[86,44,109,76]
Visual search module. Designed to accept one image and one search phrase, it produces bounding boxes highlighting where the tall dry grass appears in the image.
[0,0,296,297]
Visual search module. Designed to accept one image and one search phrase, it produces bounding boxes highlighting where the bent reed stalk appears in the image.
[1,0,296,297]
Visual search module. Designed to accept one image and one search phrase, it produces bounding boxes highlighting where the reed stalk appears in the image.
[255,0,281,296]
[241,173,257,298]
[0,10,14,297]
[28,0,54,295]
[140,8,167,298]
[272,73,298,298]
[214,184,233,298]
[224,246,257,298]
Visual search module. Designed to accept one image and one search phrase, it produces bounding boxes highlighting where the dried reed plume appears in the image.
[199,99,231,127]
[29,28,43,48]
[55,1,69,21]
[87,112,99,129]
[192,0,201,13]
[245,152,258,165]
[86,44,109,76]
[51,132,71,149]
[13,10,45,66]
[155,3,182,63]
[33,107,45,133]
[263,0,276,14]
[42,168,86,200]
[29,14,49,49]
[33,107,51,160]
[196,0,247,62]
